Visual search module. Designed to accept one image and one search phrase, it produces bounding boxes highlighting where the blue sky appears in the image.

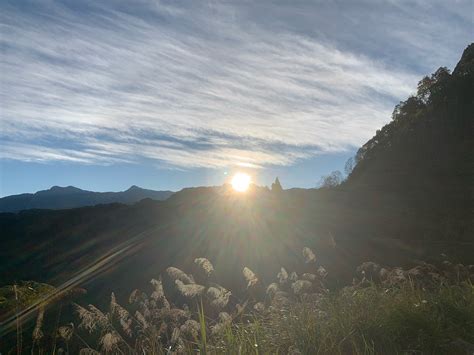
[0,0,472,196]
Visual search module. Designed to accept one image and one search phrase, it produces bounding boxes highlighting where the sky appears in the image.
[0,0,472,196]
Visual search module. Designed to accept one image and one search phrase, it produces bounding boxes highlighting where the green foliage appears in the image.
[198,298,208,354]
[0,281,56,313]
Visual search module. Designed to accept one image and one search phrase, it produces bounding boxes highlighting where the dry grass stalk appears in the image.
[100,332,121,353]
[180,319,200,339]
[166,267,194,284]
[175,280,205,298]
[32,306,45,341]
[195,257,215,277]
[266,283,279,299]
[207,285,231,310]
[278,267,289,285]
[303,247,317,264]
[110,293,133,337]
[243,267,259,288]
[302,273,317,281]
[150,278,170,309]
[289,271,298,282]
[57,323,74,341]
[292,280,313,295]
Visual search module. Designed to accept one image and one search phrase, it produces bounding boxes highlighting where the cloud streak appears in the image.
[1,0,471,169]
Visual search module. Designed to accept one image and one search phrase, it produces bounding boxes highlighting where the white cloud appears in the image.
[0,1,471,169]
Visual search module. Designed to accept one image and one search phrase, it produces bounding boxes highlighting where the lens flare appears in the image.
[231,173,251,192]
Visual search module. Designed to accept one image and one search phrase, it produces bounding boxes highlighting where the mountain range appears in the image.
[0,185,174,212]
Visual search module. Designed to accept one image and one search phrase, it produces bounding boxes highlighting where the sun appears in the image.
[231,173,251,192]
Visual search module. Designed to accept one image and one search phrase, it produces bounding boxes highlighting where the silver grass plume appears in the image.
[277,267,289,285]
[110,293,132,337]
[235,301,248,317]
[194,257,214,277]
[100,332,121,353]
[128,289,152,319]
[303,247,317,264]
[317,266,328,279]
[74,304,99,333]
[292,280,313,295]
[166,267,194,284]
[206,284,231,310]
[180,319,200,339]
[302,273,317,281]
[150,278,170,309]
[175,280,205,298]
[135,311,148,329]
[32,306,45,341]
[266,283,279,299]
[57,323,74,342]
[129,289,147,304]
[87,305,109,330]
[253,302,265,312]
[272,291,291,308]
[243,267,259,288]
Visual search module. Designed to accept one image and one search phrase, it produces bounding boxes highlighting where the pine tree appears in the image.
[271,177,283,193]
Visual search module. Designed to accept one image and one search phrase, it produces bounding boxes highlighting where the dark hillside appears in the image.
[337,43,474,241]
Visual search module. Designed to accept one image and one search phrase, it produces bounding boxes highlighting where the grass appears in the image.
[2,252,474,354]
[211,282,474,354]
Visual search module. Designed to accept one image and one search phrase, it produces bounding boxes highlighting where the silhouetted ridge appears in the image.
[0,185,174,212]
[342,43,473,240]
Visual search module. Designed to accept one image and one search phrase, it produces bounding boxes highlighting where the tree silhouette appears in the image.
[318,171,343,188]
[271,177,283,193]
[344,157,355,176]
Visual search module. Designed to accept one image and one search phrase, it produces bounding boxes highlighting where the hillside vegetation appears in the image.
[2,248,474,354]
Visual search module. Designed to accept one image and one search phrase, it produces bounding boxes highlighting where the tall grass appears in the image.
[225,282,474,354]
[3,252,474,354]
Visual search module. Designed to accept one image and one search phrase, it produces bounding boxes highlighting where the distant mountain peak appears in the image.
[49,185,82,192]
[127,185,142,191]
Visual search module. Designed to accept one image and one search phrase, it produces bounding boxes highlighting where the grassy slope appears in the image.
[215,283,474,354]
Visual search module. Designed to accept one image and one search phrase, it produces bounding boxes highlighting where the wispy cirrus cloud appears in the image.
[1,0,471,169]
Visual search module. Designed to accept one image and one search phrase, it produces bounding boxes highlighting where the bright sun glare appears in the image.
[231,173,251,192]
